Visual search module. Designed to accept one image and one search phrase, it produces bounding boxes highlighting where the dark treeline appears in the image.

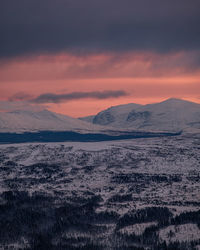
[0,130,182,144]
[0,190,199,249]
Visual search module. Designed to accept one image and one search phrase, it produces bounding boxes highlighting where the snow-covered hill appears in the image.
[1,98,199,133]
[80,103,141,125]
[80,98,200,132]
[0,134,200,249]
[0,109,105,133]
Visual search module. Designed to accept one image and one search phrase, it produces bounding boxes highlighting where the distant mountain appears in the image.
[80,115,95,123]
[1,98,199,134]
[0,109,105,133]
[80,103,141,125]
[80,98,200,132]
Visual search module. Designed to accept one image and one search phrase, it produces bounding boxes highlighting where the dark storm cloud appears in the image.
[0,0,200,58]
[31,90,128,103]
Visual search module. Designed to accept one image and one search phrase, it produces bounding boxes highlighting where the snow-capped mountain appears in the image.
[0,109,105,133]
[80,103,142,125]
[1,98,199,134]
[80,98,200,132]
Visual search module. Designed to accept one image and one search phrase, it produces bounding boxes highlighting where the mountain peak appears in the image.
[82,98,200,132]
[0,108,104,133]
[165,97,182,102]
[160,98,195,105]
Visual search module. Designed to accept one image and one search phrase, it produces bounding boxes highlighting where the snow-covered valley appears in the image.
[0,134,199,249]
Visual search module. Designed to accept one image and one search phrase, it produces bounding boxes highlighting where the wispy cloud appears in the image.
[9,92,33,101]
[31,90,128,103]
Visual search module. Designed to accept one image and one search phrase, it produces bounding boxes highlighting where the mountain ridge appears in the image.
[0,98,199,133]
[0,108,106,133]
[80,98,200,132]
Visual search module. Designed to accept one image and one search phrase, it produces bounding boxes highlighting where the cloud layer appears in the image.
[1,0,200,58]
[0,1,200,117]
[1,51,200,83]
[29,90,128,103]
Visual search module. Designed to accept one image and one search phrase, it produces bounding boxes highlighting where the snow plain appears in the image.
[0,133,199,249]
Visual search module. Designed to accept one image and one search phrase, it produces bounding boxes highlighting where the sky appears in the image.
[0,0,200,117]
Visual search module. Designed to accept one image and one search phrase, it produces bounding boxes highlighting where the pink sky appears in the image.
[0,51,200,117]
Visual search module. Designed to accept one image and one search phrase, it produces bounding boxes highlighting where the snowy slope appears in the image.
[0,109,106,133]
[1,99,199,133]
[80,103,142,125]
[83,98,200,132]
[79,115,95,123]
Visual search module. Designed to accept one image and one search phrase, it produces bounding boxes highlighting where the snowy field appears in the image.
[0,133,199,249]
